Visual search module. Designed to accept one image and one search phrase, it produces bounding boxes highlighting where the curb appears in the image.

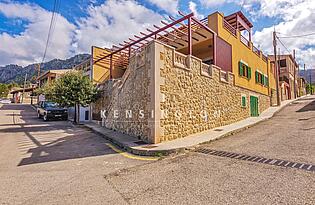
[82,124,178,157]
[82,97,304,156]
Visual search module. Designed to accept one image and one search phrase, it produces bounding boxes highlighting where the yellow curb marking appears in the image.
[105,143,159,161]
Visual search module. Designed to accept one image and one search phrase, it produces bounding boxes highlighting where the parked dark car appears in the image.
[37,101,68,121]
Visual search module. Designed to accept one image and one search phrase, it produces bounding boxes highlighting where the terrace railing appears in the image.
[220,70,228,82]
[174,51,188,69]
[262,54,268,62]
[200,17,208,26]
[240,35,250,47]
[252,45,261,56]
[223,19,236,36]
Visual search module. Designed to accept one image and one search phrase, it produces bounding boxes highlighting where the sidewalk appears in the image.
[83,97,303,156]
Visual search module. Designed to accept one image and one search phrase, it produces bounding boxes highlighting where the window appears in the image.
[239,61,251,79]
[279,59,286,67]
[241,95,247,107]
[255,71,269,87]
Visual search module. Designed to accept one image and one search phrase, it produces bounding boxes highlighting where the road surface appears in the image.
[1,96,314,204]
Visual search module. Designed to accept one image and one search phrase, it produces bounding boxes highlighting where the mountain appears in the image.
[0,54,90,84]
[299,69,315,84]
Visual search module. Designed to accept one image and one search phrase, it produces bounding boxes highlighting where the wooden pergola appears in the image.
[93,11,217,79]
[224,11,253,41]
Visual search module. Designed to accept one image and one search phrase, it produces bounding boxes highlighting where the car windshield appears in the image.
[44,102,59,108]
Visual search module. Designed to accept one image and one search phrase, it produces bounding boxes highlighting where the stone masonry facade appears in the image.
[93,41,271,144]
[158,43,270,142]
[92,46,153,142]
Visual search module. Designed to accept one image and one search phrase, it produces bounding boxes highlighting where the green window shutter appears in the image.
[242,96,246,107]
[255,71,258,83]
[239,62,243,76]
[261,74,264,85]
[248,67,252,79]
[265,76,269,86]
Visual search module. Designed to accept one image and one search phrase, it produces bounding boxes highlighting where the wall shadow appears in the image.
[296,97,315,112]
[0,104,117,166]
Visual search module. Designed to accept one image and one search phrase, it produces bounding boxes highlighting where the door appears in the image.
[250,96,259,117]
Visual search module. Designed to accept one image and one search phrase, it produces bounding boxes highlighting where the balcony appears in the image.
[252,45,261,56]
[223,19,237,36]
[240,35,250,47]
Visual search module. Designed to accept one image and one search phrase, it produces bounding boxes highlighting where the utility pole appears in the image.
[21,73,28,104]
[310,72,313,95]
[278,47,282,101]
[37,63,41,79]
[293,49,297,98]
[273,30,281,106]
[37,63,41,87]
[304,64,306,80]
[304,64,307,95]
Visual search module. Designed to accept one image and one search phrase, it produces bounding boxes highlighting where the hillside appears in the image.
[300,69,315,84]
[0,54,90,84]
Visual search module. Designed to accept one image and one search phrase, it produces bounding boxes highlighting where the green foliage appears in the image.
[0,83,9,98]
[306,83,315,94]
[49,71,98,107]
[35,83,55,101]
[7,82,19,90]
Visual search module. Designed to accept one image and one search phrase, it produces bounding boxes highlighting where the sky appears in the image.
[0,0,314,69]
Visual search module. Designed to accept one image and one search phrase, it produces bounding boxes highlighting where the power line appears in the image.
[50,0,61,43]
[276,36,292,54]
[278,32,315,38]
[40,0,60,65]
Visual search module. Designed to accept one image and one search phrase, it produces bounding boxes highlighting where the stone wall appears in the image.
[92,45,154,142]
[158,43,270,142]
[92,41,271,144]
[270,88,277,106]
[92,79,120,121]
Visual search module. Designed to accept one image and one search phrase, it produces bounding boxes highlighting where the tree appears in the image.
[7,82,19,90]
[51,71,98,123]
[35,82,55,101]
[306,83,314,95]
[0,84,9,98]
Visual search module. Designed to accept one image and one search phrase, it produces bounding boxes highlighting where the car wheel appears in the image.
[37,112,41,119]
[43,113,48,121]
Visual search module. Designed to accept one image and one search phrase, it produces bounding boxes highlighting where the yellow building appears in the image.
[206,11,276,95]
[38,69,71,87]
[74,46,125,84]
[89,10,282,143]
[174,11,277,113]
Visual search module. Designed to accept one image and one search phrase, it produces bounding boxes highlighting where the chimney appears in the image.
[293,49,296,59]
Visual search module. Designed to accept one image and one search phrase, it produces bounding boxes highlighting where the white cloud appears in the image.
[189,1,204,19]
[0,2,75,66]
[74,0,162,53]
[147,0,179,14]
[199,0,226,7]
[0,0,164,66]
[248,0,315,68]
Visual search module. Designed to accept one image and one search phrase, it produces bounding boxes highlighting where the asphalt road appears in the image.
[1,96,315,205]
[105,96,315,205]
[0,104,152,205]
